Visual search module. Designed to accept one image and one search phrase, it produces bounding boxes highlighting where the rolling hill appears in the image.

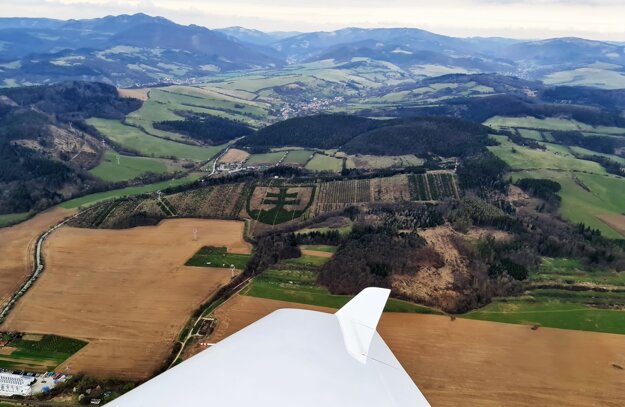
[2,14,625,88]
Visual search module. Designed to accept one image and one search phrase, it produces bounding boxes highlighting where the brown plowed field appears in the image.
[219,148,250,163]
[599,214,625,238]
[208,295,625,407]
[0,208,74,309]
[117,88,149,101]
[1,219,251,379]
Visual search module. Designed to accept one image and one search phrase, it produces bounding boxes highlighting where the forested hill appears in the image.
[0,81,141,121]
[239,114,493,156]
[242,115,383,149]
[0,81,141,214]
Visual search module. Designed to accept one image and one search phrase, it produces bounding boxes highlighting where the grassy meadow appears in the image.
[0,212,31,228]
[487,129,625,238]
[185,246,252,269]
[0,334,87,372]
[243,268,439,314]
[305,154,343,172]
[89,150,180,182]
[464,291,625,335]
[87,118,226,161]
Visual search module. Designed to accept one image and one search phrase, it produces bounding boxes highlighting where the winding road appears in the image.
[0,211,83,324]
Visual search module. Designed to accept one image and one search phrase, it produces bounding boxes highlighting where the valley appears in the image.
[1,11,625,407]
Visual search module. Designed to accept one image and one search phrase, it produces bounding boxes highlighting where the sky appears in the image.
[2,0,625,41]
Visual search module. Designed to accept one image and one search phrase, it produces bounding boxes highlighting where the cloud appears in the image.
[2,0,625,41]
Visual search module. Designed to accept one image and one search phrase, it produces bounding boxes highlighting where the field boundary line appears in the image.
[168,276,252,369]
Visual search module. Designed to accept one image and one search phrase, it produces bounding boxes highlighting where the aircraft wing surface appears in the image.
[107,287,431,406]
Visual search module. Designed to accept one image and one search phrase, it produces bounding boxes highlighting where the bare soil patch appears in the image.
[300,249,333,258]
[370,174,411,202]
[1,219,250,379]
[598,214,625,237]
[117,88,149,101]
[207,295,625,407]
[219,148,250,164]
[0,208,74,309]
[22,334,43,341]
[0,346,16,355]
[392,225,470,311]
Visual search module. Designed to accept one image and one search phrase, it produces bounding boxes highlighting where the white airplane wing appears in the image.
[108,287,431,406]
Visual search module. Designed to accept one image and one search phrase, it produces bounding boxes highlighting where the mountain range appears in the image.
[1,13,625,88]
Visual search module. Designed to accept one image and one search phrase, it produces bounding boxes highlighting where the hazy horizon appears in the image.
[2,0,625,42]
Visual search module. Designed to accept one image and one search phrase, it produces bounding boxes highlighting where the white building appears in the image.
[0,372,35,397]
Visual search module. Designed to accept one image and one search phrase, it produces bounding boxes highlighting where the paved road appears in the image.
[0,211,83,323]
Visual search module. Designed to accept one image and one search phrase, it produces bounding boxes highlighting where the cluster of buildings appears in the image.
[0,370,68,398]
[280,96,345,119]
[0,372,35,397]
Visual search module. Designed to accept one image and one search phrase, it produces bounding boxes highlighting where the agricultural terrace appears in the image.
[247,185,315,225]
[166,182,252,219]
[310,173,458,216]
[488,133,625,238]
[59,174,201,209]
[0,208,74,310]
[408,173,459,201]
[1,219,251,379]
[68,173,459,231]
[208,296,625,406]
[0,333,86,372]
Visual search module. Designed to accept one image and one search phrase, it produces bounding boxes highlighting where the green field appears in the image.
[300,244,337,253]
[125,87,268,136]
[489,136,606,173]
[530,257,625,287]
[296,224,353,236]
[304,154,343,172]
[89,150,179,182]
[464,290,625,335]
[516,128,543,141]
[247,186,315,225]
[511,169,625,238]
[345,154,424,169]
[485,115,625,135]
[185,246,251,269]
[0,212,30,228]
[282,254,331,268]
[488,134,625,238]
[245,151,285,166]
[87,118,225,161]
[543,64,625,90]
[59,174,201,209]
[283,149,314,165]
[0,334,87,372]
[243,268,440,314]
